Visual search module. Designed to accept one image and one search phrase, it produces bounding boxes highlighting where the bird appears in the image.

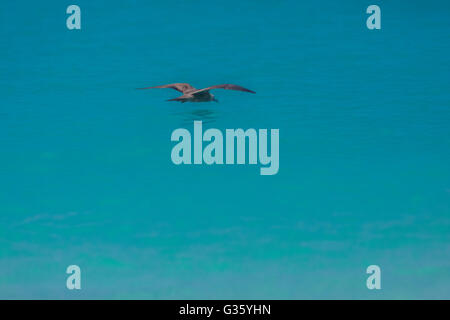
[137,83,255,103]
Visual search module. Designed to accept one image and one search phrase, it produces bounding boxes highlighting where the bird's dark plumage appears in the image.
[137,82,255,102]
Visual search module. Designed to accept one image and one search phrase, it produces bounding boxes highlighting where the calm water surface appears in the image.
[0,0,449,298]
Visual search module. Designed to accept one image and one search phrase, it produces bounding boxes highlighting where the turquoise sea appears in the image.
[0,0,449,299]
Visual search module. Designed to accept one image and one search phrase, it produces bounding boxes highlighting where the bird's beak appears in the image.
[213,98,219,103]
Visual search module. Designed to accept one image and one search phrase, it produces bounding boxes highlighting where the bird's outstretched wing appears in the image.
[137,83,195,93]
[193,84,255,95]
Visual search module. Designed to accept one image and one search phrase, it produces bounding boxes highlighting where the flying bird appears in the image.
[137,83,255,103]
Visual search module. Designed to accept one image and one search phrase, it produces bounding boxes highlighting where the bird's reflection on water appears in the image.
[172,108,218,125]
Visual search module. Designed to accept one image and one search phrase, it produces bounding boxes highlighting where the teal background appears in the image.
[0,0,449,299]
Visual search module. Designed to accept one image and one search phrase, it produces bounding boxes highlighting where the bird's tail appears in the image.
[167,98,186,103]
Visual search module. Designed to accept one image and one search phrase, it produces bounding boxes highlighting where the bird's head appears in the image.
[211,95,219,103]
